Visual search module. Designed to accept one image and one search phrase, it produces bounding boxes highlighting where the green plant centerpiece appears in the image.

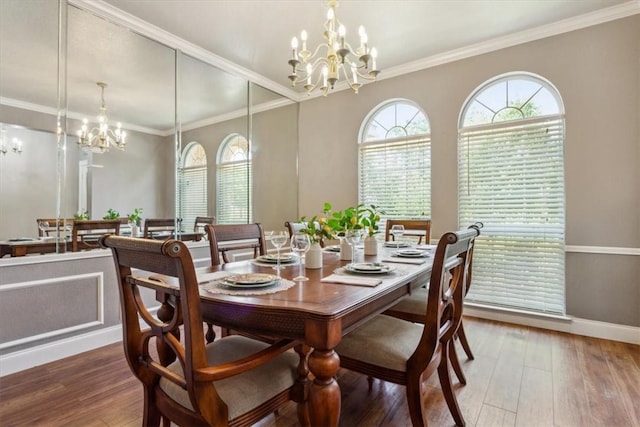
[127,208,143,227]
[360,204,384,237]
[103,208,120,220]
[74,210,90,220]
[299,202,335,244]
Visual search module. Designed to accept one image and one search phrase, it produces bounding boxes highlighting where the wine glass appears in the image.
[38,220,50,238]
[390,224,405,248]
[345,229,362,265]
[270,231,288,277]
[290,232,311,281]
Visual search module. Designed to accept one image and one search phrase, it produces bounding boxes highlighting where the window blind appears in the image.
[458,117,566,314]
[179,166,207,230]
[217,161,252,224]
[359,137,431,219]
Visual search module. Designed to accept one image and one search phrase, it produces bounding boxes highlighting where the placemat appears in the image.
[201,277,296,296]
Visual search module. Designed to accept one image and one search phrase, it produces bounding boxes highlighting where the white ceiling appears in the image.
[1,0,638,133]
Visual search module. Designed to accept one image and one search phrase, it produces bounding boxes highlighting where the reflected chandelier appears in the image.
[0,124,22,155]
[77,82,127,153]
[287,0,380,95]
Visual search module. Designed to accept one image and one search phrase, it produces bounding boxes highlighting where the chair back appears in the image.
[36,218,73,237]
[384,219,432,244]
[71,220,120,251]
[100,236,218,422]
[143,218,176,239]
[204,223,267,265]
[412,227,479,366]
[194,216,216,233]
[285,220,325,247]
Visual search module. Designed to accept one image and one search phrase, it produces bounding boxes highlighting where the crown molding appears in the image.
[379,0,640,82]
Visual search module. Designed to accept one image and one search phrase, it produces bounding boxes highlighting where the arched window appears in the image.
[359,99,431,223]
[216,134,251,224]
[458,73,566,315]
[179,142,207,230]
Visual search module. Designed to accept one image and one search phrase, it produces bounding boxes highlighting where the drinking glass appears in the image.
[270,231,288,277]
[38,220,50,237]
[290,232,311,281]
[345,229,362,265]
[390,224,405,248]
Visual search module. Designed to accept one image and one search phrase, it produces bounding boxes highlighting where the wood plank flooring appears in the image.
[1,317,638,426]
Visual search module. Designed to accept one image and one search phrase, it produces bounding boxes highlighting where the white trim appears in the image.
[0,272,105,350]
[465,306,640,345]
[565,245,640,256]
[0,248,112,267]
[0,325,123,377]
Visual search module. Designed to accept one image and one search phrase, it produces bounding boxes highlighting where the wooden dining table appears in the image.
[175,245,435,426]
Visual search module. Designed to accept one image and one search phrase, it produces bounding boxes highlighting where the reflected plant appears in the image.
[74,210,90,220]
[103,208,119,220]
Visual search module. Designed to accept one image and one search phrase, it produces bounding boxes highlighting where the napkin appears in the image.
[381,257,428,265]
[416,244,437,251]
[321,274,382,287]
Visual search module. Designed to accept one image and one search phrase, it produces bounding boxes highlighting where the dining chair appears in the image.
[334,227,479,427]
[205,223,267,264]
[194,216,215,234]
[203,223,268,341]
[143,218,176,239]
[99,235,309,427]
[383,222,483,384]
[384,219,432,245]
[285,220,325,247]
[71,220,120,252]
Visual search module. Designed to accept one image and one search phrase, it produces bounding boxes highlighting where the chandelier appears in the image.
[77,82,127,153]
[287,0,380,95]
[0,124,23,155]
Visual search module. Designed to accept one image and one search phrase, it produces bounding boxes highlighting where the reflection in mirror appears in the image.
[65,4,176,233]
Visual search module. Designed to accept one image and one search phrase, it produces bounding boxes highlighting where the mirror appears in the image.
[0,1,298,248]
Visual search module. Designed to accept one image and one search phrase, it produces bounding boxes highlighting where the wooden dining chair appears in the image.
[204,223,267,265]
[383,222,483,384]
[143,218,176,239]
[203,223,268,341]
[384,219,432,244]
[334,227,479,427]
[71,220,120,252]
[99,235,309,427]
[194,216,215,234]
[285,220,325,247]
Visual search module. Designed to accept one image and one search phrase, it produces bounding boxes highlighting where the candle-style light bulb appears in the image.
[306,64,312,85]
[301,30,308,51]
[322,66,328,87]
[371,47,378,70]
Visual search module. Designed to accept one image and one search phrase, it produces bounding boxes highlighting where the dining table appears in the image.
[155,242,436,426]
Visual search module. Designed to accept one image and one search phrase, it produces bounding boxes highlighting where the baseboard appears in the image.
[0,325,123,377]
[464,306,640,345]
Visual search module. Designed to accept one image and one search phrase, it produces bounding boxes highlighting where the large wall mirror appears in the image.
[0,1,298,249]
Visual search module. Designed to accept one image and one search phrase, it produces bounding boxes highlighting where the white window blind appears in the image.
[359,137,431,218]
[359,100,431,224]
[217,134,251,224]
[458,116,566,314]
[179,142,207,230]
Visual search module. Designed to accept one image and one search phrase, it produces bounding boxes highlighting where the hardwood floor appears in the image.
[1,317,638,426]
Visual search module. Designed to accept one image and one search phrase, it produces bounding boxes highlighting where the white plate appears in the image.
[220,280,278,289]
[324,245,341,252]
[345,263,394,274]
[223,273,277,285]
[383,241,410,248]
[257,254,297,263]
[394,249,429,258]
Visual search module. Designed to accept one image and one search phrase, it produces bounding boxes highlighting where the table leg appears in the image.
[307,347,341,427]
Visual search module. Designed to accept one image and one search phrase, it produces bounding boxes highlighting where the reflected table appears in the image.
[0,239,71,257]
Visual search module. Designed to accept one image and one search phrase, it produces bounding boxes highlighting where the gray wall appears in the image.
[298,16,640,326]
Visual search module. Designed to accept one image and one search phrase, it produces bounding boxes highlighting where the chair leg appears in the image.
[438,343,465,426]
[142,387,161,427]
[457,320,474,360]
[205,322,216,343]
[449,339,467,385]
[405,375,426,427]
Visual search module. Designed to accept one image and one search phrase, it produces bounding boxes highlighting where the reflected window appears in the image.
[179,142,208,230]
[217,134,252,224]
[359,99,431,224]
[458,72,566,315]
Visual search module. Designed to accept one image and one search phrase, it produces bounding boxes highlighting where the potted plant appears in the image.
[103,208,120,220]
[326,203,364,261]
[74,210,90,220]
[299,203,336,269]
[127,208,143,237]
[360,204,384,255]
